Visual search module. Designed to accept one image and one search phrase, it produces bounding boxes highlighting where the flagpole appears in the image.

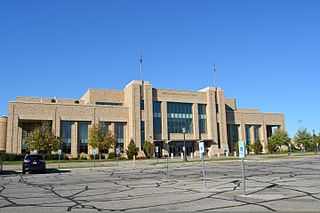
[213,63,216,87]
[140,51,143,82]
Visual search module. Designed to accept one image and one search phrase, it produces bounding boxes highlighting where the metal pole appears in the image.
[93,154,96,167]
[184,132,187,161]
[116,151,119,167]
[166,156,169,181]
[202,153,207,188]
[58,154,60,168]
[241,158,246,196]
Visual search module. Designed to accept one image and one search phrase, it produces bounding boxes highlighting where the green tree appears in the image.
[294,129,313,152]
[143,141,154,158]
[126,139,139,159]
[267,129,291,153]
[25,121,62,154]
[88,124,116,160]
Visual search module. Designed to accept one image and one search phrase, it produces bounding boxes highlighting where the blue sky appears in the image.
[0,0,319,137]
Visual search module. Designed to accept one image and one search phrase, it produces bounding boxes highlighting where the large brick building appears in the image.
[0,80,285,157]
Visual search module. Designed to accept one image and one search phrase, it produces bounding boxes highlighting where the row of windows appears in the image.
[153,101,162,134]
[198,104,207,134]
[96,102,122,106]
[60,121,125,154]
[167,102,193,133]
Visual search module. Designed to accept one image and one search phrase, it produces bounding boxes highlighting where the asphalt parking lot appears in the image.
[1,155,320,212]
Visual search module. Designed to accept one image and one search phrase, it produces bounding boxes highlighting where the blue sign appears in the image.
[199,142,205,154]
[92,150,97,156]
[239,141,245,158]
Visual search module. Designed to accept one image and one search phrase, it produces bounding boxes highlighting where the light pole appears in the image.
[182,127,187,161]
[313,129,316,154]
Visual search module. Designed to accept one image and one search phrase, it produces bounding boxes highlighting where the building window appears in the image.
[198,104,207,133]
[78,121,89,154]
[217,123,221,148]
[245,125,250,145]
[96,102,122,106]
[141,121,145,149]
[61,121,72,154]
[115,123,125,152]
[254,125,260,141]
[153,101,162,134]
[167,102,193,133]
[101,122,111,132]
[232,124,239,143]
[140,100,144,110]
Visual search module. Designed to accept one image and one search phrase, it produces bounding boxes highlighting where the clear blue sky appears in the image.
[0,0,319,137]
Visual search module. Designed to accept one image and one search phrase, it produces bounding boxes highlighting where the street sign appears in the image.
[155,146,159,153]
[57,149,62,155]
[239,141,245,158]
[199,142,205,154]
[116,148,120,155]
[92,150,97,156]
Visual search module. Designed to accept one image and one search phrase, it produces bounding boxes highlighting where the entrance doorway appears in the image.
[169,141,194,157]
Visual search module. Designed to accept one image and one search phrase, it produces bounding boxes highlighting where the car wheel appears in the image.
[22,170,26,174]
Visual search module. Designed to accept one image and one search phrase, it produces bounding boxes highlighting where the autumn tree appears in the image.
[25,121,62,154]
[88,124,116,160]
[143,141,154,158]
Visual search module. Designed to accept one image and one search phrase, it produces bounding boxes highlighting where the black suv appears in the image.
[22,154,46,174]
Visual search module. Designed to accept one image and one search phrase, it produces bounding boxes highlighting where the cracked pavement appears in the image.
[1,155,320,212]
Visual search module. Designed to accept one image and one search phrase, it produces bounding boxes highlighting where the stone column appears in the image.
[124,81,141,148]
[71,122,79,157]
[205,88,218,144]
[249,125,255,144]
[143,82,153,142]
[161,101,168,140]
[238,124,245,141]
[88,122,94,156]
[0,117,7,152]
[217,89,228,150]
[261,121,268,153]
[192,103,199,140]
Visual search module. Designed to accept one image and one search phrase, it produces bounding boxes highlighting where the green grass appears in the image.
[149,157,239,165]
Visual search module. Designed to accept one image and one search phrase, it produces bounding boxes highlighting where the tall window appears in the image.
[140,100,144,110]
[78,121,89,153]
[167,102,193,133]
[115,123,125,151]
[245,125,250,145]
[101,122,111,132]
[198,104,207,133]
[232,124,239,143]
[254,125,260,141]
[153,101,162,134]
[61,121,72,154]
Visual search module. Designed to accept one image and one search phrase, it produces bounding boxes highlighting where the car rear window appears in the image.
[25,155,44,160]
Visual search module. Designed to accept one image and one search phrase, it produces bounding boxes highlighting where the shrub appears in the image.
[253,140,263,155]
[233,142,239,155]
[126,139,139,159]
[143,141,154,159]
[107,152,117,159]
[0,153,25,161]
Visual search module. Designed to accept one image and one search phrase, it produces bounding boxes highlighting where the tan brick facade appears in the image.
[0,80,285,156]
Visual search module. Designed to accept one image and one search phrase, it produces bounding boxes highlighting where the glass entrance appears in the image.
[169,141,194,157]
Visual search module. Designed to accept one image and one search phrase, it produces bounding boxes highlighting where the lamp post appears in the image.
[182,127,187,161]
[313,129,316,154]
